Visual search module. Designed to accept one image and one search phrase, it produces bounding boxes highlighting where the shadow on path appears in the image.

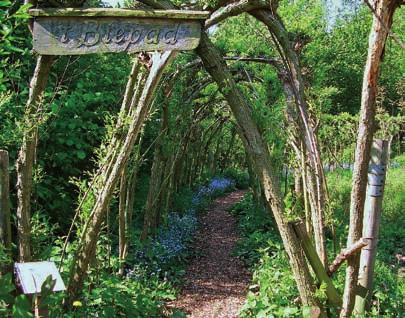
[167,190,250,318]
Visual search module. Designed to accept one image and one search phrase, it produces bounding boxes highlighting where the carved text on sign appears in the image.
[56,21,181,48]
[33,17,202,55]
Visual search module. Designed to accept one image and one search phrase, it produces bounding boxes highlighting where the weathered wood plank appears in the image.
[29,8,209,19]
[32,16,203,55]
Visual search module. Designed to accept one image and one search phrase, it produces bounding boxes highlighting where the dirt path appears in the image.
[168,190,250,318]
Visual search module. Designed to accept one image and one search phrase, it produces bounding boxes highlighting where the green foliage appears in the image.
[11,295,33,318]
[0,1,33,153]
[171,187,196,214]
[234,161,405,316]
[231,193,303,317]
[0,274,33,318]
[0,0,404,316]
[222,167,250,189]
[375,159,405,264]
[31,212,60,260]
[64,273,175,318]
[393,153,405,166]
[240,250,301,318]
[0,0,32,90]
[231,193,272,234]
[34,53,131,229]
[319,113,405,165]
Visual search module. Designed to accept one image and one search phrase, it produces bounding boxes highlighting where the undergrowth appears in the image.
[232,157,405,317]
[0,177,235,318]
[231,194,304,318]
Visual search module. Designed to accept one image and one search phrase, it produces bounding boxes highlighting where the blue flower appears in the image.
[127,176,234,278]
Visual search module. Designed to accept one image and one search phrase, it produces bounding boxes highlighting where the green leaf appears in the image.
[0,273,15,295]
[39,275,56,306]
[76,150,86,160]
[302,306,312,318]
[0,0,11,6]
[12,295,33,318]
[51,103,59,114]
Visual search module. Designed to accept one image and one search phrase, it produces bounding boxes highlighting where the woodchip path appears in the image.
[167,190,250,318]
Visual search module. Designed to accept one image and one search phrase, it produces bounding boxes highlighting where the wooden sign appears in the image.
[15,261,66,294]
[29,9,209,55]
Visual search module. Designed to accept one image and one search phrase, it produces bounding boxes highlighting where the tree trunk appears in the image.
[16,55,54,262]
[66,51,176,305]
[221,126,237,172]
[126,163,139,227]
[141,103,179,231]
[292,221,341,308]
[119,139,143,270]
[252,9,328,266]
[340,2,399,316]
[246,151,261,206]
[117,59,142,274]
[0,150,11,251]
[141,141,166,239]
[211,136,222,175]
[118,170,128,275]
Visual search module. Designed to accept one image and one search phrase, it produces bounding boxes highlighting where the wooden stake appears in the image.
[34,295,49,318]
[354,139,389,314]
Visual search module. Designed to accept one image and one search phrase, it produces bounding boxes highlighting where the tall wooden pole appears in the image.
[354,139,389,314]
[0,150,11,250]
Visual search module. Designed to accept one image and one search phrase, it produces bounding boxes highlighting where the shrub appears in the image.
[231,192,303,317]
[240,249,302,318]
[222,168,250,189]
[126,176,236,291]
[64,273,175,318]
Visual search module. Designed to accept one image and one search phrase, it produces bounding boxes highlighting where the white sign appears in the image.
[14,261,66,295]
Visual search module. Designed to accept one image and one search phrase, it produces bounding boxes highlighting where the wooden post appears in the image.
[0,150,11,250]
[34,295,49,318]
[292,221,342,308]
[354,139,389,314]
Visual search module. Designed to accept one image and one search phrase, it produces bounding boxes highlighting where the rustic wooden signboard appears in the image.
[29,8,209,55]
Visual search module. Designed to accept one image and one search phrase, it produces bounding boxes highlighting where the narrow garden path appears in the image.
[168,190,250,318]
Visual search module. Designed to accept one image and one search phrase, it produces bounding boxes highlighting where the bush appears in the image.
[63,273,175,318]
[125,176,236,298]
[232,193,303,317]
[192,177,235,206]
[222,167,250,189]
[240,249,302,318]
[392,153,405,167]
[231,193,274,266]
